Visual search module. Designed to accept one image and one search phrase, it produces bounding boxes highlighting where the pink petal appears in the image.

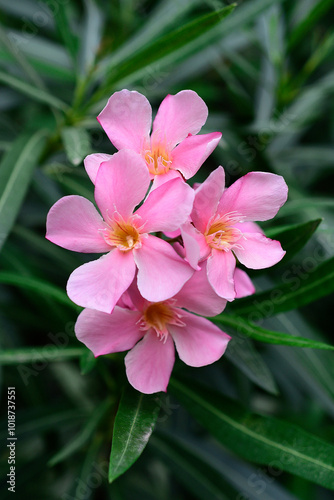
[174,262,227,316]
[191,166,225,233]
[181,222,211,269]
[207,249,236,301]
[151,169,181,190]
[67,249,136,313]
[152,90,208,149]
[46,195,111,253]
[218,172,288,222]
[75,307,142,356]
[233,232,285,269]
[135,178,194,233]
[234,268,255,298]
[171,132,221,179]
[97,89,151,152]
[125,332,175,394]
[134,235,194,302]
[170,311,230,367]
[84,153,113,184]
[94,149,150,220]
[234,221,264,234]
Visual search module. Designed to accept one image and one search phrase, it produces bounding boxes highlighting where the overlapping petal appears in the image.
[191,166,225,233]
[46,195,110,253]
[170,311,230,367]
[97,89,151,151]
[125,332,175,394]
[207,249,236,301]
[75,307,142,356]
[84,153,113,184]
[172,132,221,179]
[234,268,255,298]
[233,232,285,269]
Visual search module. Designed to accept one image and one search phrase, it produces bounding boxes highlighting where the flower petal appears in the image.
[233,232,285,269]
[181,222,211,269]
[174,262,227,316]
[171,132,221,179]
[152,90,208,149]
[46,195,111,253]
[170,310,230,367]
[150,169,181,190]
[67,249,136,313]
[97,89,151,152]
[125,332,175,394]
[134,235,194,302]
[191,166,225,233]
[94,149,150,220]
[75,307,142,356]
[234,268,255,298]
[218,172,288,222]
[84,153,113,184]
[207,249,236,301]
[135,178,194,233]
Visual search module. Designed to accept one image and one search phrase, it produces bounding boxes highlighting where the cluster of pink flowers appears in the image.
[46,90,288,394]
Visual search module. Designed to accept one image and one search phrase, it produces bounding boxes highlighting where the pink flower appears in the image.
[182,166,288,301]
[75,268,230,394]
[84,89,221,189]
[46,149,195,313]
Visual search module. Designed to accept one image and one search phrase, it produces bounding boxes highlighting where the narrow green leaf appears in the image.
[48,398,112,467]
[0,347,85,366]
[225,337,279,394]
[170,378,334,490]
[109,385,160,483]
[288,0,334,50]
[53,2,78,62]
[0,70,69,111]
[0,271,78,309]
[61,126,91,166]
[0,131,47,250]
[93,4,236,92]
[229,256,334,318]
[265,219,322,261]
[213,314,334,350]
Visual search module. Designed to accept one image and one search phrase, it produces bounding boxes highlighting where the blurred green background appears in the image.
[1,0,334,499]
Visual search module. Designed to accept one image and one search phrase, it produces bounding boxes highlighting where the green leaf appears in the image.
[288,0,334,50]
[61,126,91,166]
[265,219,322,262]
[48,398,112,467]
[170,378,334,490]
[0,271,78,309]
[213,314,334,350]
[92,4,236,96]
[53,2,78,62]
[229,256,334,318]
[80,349,97,375]
[0,131,47,250]
[225,337,279,395]
[0,70,69,111]
[0,347,85,366]
[109,385,160,483]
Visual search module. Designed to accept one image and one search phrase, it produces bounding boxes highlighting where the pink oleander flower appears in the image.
[46,149,195,314]
[181,166,288,301]
[75,267,231,394]
[84,89,221,189]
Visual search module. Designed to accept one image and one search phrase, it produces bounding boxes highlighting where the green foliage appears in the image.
[0,0,334,498]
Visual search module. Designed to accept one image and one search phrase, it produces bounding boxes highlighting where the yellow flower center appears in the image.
[138,300,185,342]
[102,213,144,251]
[144,143,172,175]
[205,212,244,251]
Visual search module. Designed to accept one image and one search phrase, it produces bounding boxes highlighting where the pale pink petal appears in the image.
[97,89,151,152]
[94,150,150,220]
[207,249,236,301]
[174,262,227,316]
[151,169,181,190]
[125,332,175,394]
[171,132,221,179]
[84,153,113,184]
[135,178,194,233]
[126,276,147,311]
[152,90,208,149]
[75,307,142,356]
[218,172,288,222]
[234,221,264,235]
[170,311,230,367]
[191,166,225,233]
[233,233,285,269]
[46,195,111,253]
[234,268,255,298]
[134,235,194,302]
[67,249,136,313]
[181,222,211,269]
